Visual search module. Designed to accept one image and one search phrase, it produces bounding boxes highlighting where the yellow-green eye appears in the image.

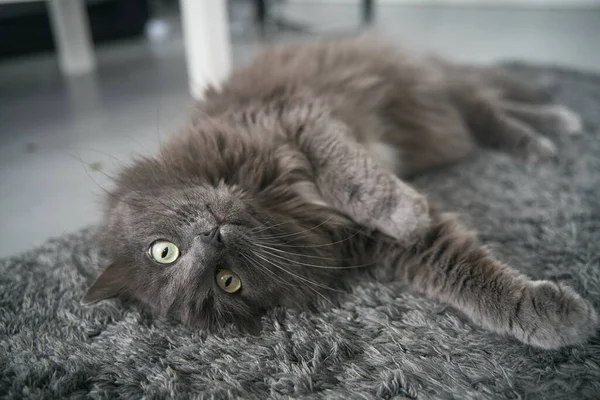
[149,240,180,264]
[216,270,242,293]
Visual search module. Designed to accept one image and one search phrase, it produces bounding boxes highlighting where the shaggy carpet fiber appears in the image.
[2,65,600,399]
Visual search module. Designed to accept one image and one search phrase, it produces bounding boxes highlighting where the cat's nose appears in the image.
[200,226,224,247]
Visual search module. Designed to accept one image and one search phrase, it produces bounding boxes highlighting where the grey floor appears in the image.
[1,3,599,259]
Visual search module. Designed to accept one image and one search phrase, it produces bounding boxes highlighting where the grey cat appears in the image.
[83,37,597,349]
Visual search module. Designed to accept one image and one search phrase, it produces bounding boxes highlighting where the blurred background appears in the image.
[0,0,599,259]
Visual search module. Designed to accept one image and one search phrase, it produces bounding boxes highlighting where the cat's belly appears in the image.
[365,142,403,175]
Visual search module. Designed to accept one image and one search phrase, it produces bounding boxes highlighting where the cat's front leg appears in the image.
[292,115,430,242]
[390,211,597,349]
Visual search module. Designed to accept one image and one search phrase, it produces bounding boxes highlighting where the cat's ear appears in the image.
[81,263,127,305]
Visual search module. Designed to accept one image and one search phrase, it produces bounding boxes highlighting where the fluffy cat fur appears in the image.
[83,37,597,349]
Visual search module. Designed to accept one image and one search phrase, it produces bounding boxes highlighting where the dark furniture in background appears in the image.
[0,0,149,60]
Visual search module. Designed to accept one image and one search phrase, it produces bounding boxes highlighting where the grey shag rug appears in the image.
[2,65,600,399]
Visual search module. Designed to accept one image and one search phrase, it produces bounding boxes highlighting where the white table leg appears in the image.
[47,0,96,75]
[180,0,232,100]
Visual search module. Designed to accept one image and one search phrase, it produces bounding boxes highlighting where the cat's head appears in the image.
[82,117,358,332]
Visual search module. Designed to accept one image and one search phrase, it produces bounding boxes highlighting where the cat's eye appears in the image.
[216,269,242,293]
[149,240,180,264]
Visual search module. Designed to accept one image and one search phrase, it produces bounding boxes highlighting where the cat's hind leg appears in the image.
[459,93,560,163]
[477,66,555,104]
[448,63,582,162]
[478,67,582,137]
[500,101,583,137]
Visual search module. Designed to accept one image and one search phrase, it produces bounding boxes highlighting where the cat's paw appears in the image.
[376,191,430,243]
[525,137,557,164]
[550,105,583,136]
[514,281,597,349]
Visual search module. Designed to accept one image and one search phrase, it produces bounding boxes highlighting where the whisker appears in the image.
[256,246,373,270]
[256,227,367,249]
[254,216,334,241]
[250,251,337,307]
[252,250,344,293]
[240,252,297,289]
[249,217,290,234]
[70,152,142,208]
[67,146,129,167]
[254,242,339,261]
